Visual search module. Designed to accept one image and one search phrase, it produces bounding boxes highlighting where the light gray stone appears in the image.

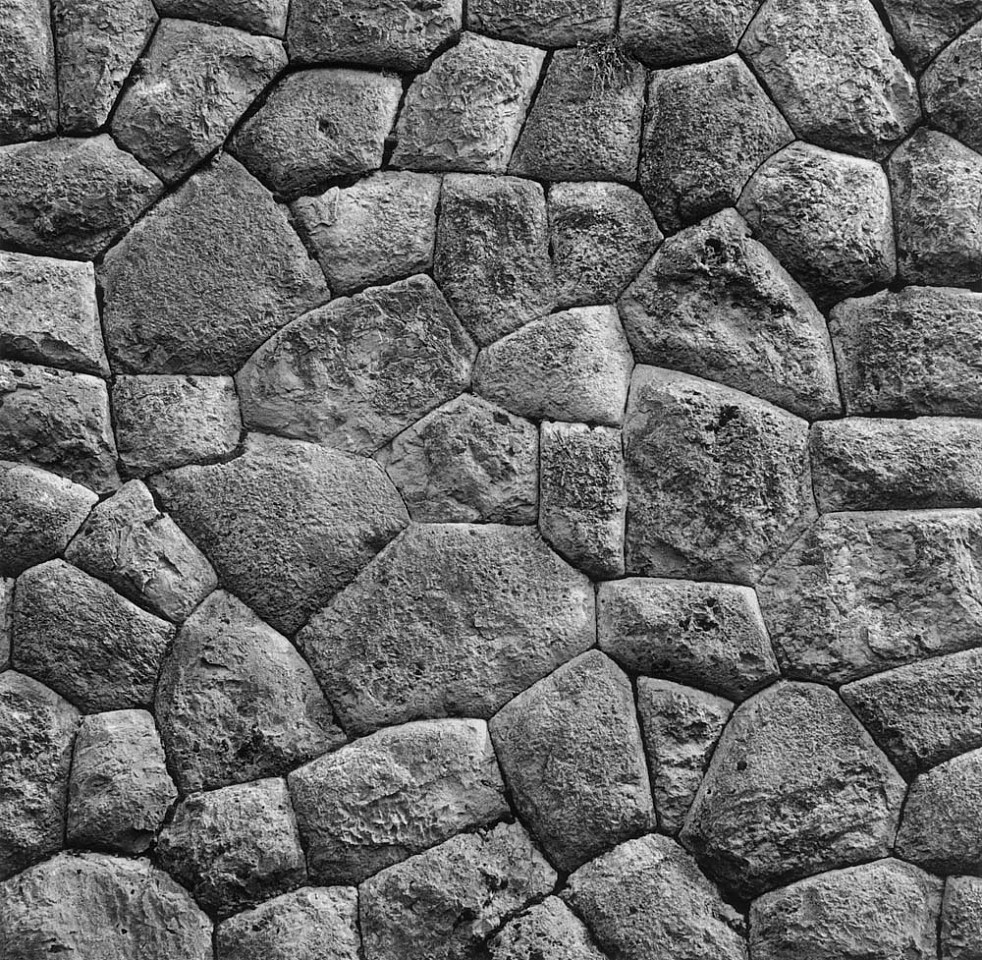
[0,578,10,670]
[881,0,982,70]
[923,22,982,154]
[490,897,606,960]
[468,0,615,45]
[942,877,982,960]
[0,0,57,143]
[157,0,288,35]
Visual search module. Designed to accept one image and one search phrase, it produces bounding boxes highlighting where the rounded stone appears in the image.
[489,897,608,960]
[942,876,982,960]
[157,0,288,35]
[0,0,57,143]
[923,22,982,154]
[468,0,616,45]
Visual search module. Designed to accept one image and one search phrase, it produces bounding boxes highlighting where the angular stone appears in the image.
[379,394,538,524]
[237,276,475,454]
[157,0,288,35]
[231,69,401,197]
[101,155,328,376]
[297,524,595,734]
[641,55,793,232]
[360,822,557,960]
[469,0,615,44]
[619,208,841,419]
[66,709,176,855]
[0,672,78,879]
[739,142,896,304]
[156,777,306,917]
[293,172,441,295]
[563,834,748,960]
[112,19,286,183]
[0,135,162,259]
[489,897,608,960]
[923,23,982,154]
[942,877,982,960]
[757,510,982,684]
[0,578,10,670]
[882,0,982,70]
[392,33,545,173]
[0,0,56,143]
[289,718,507,884]
[510,44,646,182]
[637,678,733,835]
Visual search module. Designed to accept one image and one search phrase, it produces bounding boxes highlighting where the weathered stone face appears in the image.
[922,22,982,155]
[469,0,616,45]
[157,0,288,36]
[881,0,982,70]
[0,578,11,670]
[489,897,609,960]
[0,0,57,144]
[942,876,982,960]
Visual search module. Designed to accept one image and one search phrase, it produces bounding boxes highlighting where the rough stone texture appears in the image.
[152,433,408,635]
[757,509,982,684]
[489,897,608,960]
[112,19,286,183]
[0,672,78,880]
[12,559,174,712]
[156,777,306,917]
[156,589,345,794]
[637,678,733,835]
[237,275,475,454]
[288,718,508,883]
[598,578,780,701]
[434,174,555,346]
[293,172,441,294]
[624,366,815,583]
[882,0,982,71]
[296,523,595,734]
[157,0,288,36]
[360,822,557,960]
[101,155,328,376]
[66,709,176,854]
[380,394,539,524]
[0,578,10,670]
[392,33,546,173]
[738,141,896,305]
[942,877,982,960]
[619,208,841,420]
[680,682,906,898]
[640,55,793,232]
[510,44,646,182]
[0,0,57,143]
[923,23,982,155]
[563,834,748,960]
[231,69,402,197]
[469,0,615,45]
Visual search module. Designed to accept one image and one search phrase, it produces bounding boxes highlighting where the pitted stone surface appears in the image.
[0,0,57,144]
[157,0,288,35]
[489,897,607,960]
[0,578,10,670]
[942,877,982,960]
[882,0,982,70]
[923,23,982,155]
[469,0,615,45]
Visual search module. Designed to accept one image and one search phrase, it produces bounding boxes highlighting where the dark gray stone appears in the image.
[923,22,982,154]
[0,0,57,143]
[468,0,616,45]
[942,877,982,960]
[157,0,288,35]
[881,0,982,71]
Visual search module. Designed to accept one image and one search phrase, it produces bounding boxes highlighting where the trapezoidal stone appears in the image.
[0,0,57,144]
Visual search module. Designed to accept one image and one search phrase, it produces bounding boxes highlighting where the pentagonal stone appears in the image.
[489,897,608,960]
[157,0,288,35]
[0,0,56,143]
[942,877,982,960]
[0,672,78,880]
[510,44,646,182]
[882,0,982,71]
[563,834,748,960]
[156,590,345,794]
[637,678,733,835]
[101,155,328,376]
[0,362,119,494]
[750,860,942,960]
[52,0,157,134]
[680,682,905,898]
[392,33,545,173]
[297,524,595,734]
[360,822,557,960]
[619,208,841,420]
[598,578,780,701]
[469,0,615,44]
[739,142,896,305]
[641,55,793,232]
[0,135,162,259]
[0,852,212,959]
[0,578,10,670]
[293,172,441,295]
[624,366,815,583]
[549,181,662,309]
[379,394,538,524]
[757,510,982,684]
[923,22,982,154]
[156,777,306,918]
[66,709,176,855]
[474,306,633,426]
[539,422,626,578]
[237,276,474,454]
[0,253,107,377]
[231,69,401,197]
[288,718,508,884]
[435,174,554,346]
[112,19,285,183]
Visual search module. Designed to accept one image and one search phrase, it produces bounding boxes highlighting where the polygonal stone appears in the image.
[757,510,982,684]
[156,590,345,795]
[293,172,441,294]
[157,0,288,35]
[0,672,78,880]
[112,19,286,183]
[510,44,646,182]
[489,897,608,960]
[0,578,10,670]
[297,524,595,734]
[619,208,841,419]
[66,709,176,854]
[151,434,408,635]
[739,142,896,304]
[237,276,475,454]
[641,55,793,232]
[101,155,328,376]
[379,394,539,524]
[680,682,906,898]
[942,877,982,960]
[923,22,982,154]
[469,0,615,45]
[392,33,546,173]
[0,0,56,143]
[288,718,508,884]
[882,0,982,70]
